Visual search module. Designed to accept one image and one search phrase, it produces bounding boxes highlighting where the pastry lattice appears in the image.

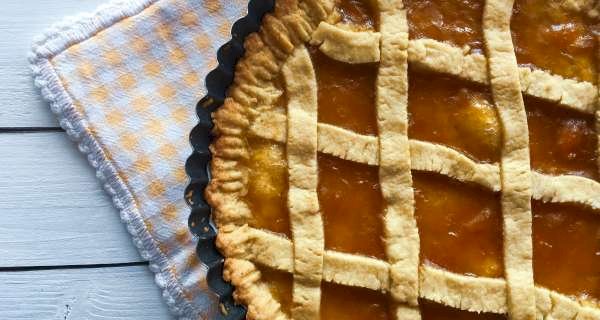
[207,0,600,319]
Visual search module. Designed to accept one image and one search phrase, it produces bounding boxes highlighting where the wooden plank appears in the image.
[0,265,176,319]
[0,0,107,128]
[0,131,144,267]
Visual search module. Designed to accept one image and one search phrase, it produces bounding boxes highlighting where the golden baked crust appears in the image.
[207,1,334,319]
[206,0,600,319]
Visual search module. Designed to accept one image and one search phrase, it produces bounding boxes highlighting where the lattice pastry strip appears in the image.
[218,225,600,317]
[310,22,598,114]
[207,0,600,319]
[249,111,600,210]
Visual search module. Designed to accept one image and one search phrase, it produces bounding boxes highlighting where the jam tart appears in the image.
[206,0,600,319]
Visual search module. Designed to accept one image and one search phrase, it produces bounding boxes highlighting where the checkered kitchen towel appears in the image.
[30,0,248,318]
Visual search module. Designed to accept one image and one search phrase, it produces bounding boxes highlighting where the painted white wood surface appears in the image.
[1,1,196,318]
[0,132,143,267]
[0,265,175,319]
[0,0,107,128]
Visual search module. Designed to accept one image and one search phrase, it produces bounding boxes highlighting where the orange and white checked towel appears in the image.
[30,0,248,318]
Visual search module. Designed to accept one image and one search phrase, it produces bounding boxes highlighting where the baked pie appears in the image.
[206,0,600,319]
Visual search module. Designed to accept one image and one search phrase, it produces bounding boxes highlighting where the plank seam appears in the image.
[27,0,204,319]
[0,261,148,272]
[0,127,63,133]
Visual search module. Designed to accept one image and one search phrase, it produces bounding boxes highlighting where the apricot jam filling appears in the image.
[511,0,598,83]
[336,0,378,31]
[525,96,599,181]
[420,299,507,320]
[408,68,501,163]
[532,201,600,302]
[245,137,291,238]
[321,282,390,319]
[260,266,293,316]
[405,0,485,54]
[310,46,379,136]
[318,153,385,259]
[414,172,504,278]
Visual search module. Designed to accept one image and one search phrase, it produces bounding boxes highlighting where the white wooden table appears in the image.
[1,1,177,318]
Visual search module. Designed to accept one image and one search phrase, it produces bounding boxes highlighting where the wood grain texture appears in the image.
[0,265,175,319]
[0,132,143,267]
[0,2,200,318]
[0,0,107,128]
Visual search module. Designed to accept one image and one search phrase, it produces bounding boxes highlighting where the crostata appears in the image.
[206,0,600,319]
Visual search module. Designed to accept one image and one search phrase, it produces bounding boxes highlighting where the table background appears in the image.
[1,1,179,318]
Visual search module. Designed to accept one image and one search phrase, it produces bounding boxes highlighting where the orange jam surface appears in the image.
[420,299,507,319]
[311,46,379,136]
[405,0,485,53]
[337,0,378,30]
[511,0,598,83]
[318,153,385,259]
[245,137,291,238]
[414,172,504,278]
[533,201,600,302]
[260,267,293,316]
[321,282,390,319]
[525,96,599,180]
[408,69,501,163]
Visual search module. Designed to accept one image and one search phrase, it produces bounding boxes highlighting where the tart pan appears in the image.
[185,0,275,319]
